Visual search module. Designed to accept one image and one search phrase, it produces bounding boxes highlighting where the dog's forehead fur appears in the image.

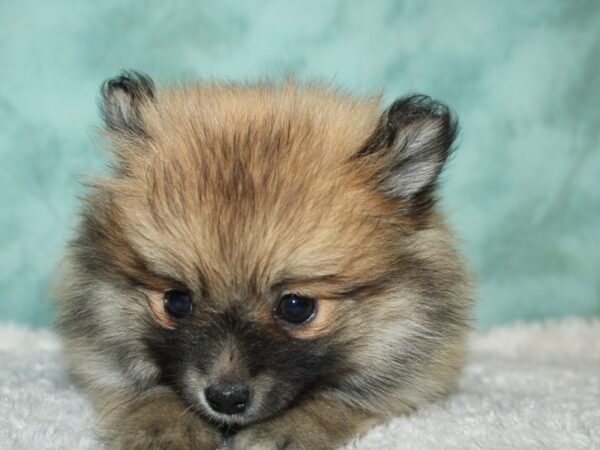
[101,83,401,295]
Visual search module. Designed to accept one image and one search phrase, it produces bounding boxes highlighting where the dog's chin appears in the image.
[181,391,267,428]
[197,402,255,427]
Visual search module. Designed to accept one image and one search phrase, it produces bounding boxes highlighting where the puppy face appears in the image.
[60,73,470,427]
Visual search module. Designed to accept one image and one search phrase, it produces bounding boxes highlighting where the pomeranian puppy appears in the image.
[57,71,471,450]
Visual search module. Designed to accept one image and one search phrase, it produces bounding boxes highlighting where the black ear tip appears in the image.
[389,94,453,121]
[101,70,155,100]
[389,94,459,141]
[99,70,155,134]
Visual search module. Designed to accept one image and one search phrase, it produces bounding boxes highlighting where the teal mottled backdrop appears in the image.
[1,1,599,329]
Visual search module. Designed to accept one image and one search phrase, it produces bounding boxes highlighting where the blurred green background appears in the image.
[0,0,599,329]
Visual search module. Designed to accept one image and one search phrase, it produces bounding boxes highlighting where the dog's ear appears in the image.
[99,71,155,136]
[357,95,458,200]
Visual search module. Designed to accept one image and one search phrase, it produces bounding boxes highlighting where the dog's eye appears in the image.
[164,290,193,318]
[275,294,316,324]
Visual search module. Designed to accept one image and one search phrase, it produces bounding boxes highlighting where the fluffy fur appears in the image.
[57,72,472,449]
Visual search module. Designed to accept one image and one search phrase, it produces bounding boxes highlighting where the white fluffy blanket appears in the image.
[1,318,599,449]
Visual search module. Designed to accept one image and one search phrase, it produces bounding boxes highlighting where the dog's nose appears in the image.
[205,382,251,415]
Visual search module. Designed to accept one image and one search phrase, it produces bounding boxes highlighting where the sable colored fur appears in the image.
[57,71,472,450]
